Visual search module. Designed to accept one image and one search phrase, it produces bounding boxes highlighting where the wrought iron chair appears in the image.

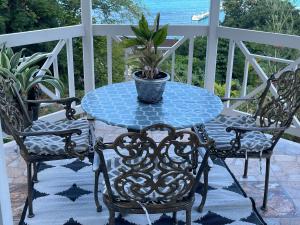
[94,124,212,225]
[194,69,300,211]
[0,77,93,218]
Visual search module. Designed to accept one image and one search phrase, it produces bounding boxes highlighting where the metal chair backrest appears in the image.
[254,69,300,143]
[0,77,32,152]
[97,124,203,204]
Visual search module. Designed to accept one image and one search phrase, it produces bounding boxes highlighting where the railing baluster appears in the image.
[171,52,176,81]
[224,40,236,107]
[53,57,60,98]
[293,117,300,128]
[107,35,113,84]
[204,0,221,92]
[187,36,194,84]
[37,40,66,77]
[66,38,76,101]
[236,40,300,127]
[124,49,129,81]
[241,59,249,97]
[81,0,95,93]
[160,37,188,65]
[38,40,66,99]
[0,121,13,225]
[237,41,269,82]
[230,84,265,110]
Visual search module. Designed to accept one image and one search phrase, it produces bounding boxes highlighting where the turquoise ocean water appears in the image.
[140,0,300,24]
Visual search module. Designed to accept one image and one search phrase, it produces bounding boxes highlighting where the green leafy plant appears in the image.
[0,44,64,98]
[122,13,168,79]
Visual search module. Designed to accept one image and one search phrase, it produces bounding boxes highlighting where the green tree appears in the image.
[0,0,62,34]
[0,0,144,33]
[220,0,300,88]
[223,0,300,33]
[0,0,8,33]
[0,0,144,93]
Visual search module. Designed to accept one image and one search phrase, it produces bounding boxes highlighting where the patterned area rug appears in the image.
[20,158,266,225]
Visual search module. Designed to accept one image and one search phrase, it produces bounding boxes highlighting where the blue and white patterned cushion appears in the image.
[24,119,90,156]
[205,115,273,153]
[102,156,193,203]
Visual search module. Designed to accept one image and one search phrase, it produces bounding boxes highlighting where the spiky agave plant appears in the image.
[0,44,64,98]
[123,13,168,79]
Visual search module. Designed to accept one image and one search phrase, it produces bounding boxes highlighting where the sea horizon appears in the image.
[139,0,300,25]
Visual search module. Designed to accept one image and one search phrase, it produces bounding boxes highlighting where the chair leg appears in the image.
[172,212,177,224]
[186,209,191,225]
[27,163,34,218]
[94,170,102,212]
[32,163,38,183]
[243,158,249,178]
[261,157,271,211]
[109,209,115,225]
[198,166,209,212]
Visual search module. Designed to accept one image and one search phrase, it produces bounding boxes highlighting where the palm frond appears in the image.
[17,53,47,73]
[10,51,22,71]
[0,52,11,70]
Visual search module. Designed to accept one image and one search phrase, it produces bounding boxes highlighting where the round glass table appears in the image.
[82,81,223,130]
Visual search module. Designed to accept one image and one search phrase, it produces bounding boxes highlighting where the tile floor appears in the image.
[4,121,300,225]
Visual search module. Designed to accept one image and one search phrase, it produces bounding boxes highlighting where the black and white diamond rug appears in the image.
[20,158,266,225]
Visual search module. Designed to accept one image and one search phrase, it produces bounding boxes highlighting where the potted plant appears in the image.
[123,13,170,104]
[0,45,64,121]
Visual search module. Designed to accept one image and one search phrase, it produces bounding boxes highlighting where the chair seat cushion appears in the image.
[24,119,90,156]
[102,156,193,204]
[205,115,273,153]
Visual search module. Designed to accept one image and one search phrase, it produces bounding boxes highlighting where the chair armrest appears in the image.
[225,126,286,155]
[19,128,86,160]
[25,97,80,120]
[25,97,80,105]
[226,126,287,133]
[93,140,114,172]
[19,128,82,137]
[94,137,113,152]
[221,97,256,102]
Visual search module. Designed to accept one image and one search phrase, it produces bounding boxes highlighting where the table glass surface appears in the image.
[82,81,223,130]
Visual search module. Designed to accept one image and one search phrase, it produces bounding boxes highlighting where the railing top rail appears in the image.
[0,25,84,47]
[92,24,209,37]
[2,23,300,50]
[218,26,300,50]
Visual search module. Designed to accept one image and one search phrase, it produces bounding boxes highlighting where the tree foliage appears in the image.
[219,0,300,90]
[0,0,62,34]
[223,0,300,34]
[0,0,144,93]
[174,0,300,98]
[0,0,144,34]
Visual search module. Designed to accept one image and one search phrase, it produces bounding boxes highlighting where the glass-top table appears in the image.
[82,81,223,130]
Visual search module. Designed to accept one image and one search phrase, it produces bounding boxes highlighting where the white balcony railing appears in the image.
[1,23,299,136]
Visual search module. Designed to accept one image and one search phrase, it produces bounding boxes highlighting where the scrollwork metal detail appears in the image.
[205,69,300,158]
[63,133,85,160]
[63,102,77,120]
[0,77,25,134]
[97,124,202,204]
[256,69,300,142]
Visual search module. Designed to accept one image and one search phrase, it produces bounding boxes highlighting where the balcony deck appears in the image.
[4,121,300,225]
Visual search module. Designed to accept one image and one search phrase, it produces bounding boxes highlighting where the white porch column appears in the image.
[204,0,221,92]
[81,0,95,93]
[0,122,13,225]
